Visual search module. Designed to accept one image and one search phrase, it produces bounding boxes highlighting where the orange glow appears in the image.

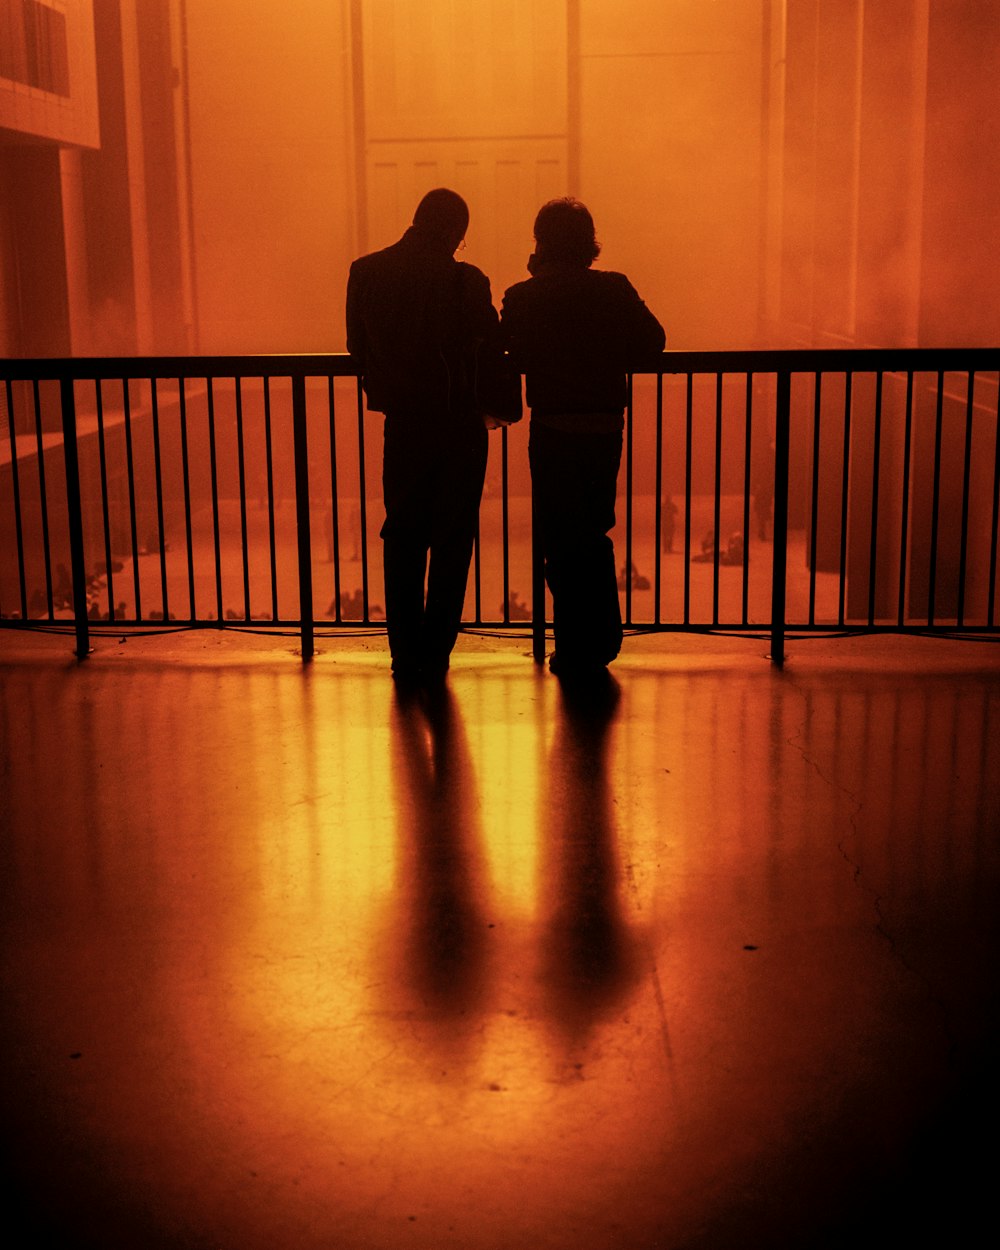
[4,639,1000,1245]
[162,660,677,1240]
[3,2,997,357]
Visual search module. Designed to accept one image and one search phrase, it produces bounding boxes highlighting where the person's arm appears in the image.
[345,262,366,366]
[617,275,666,357]
[466,268,522,426]
[460,264,500,341]
[498,286,524,365]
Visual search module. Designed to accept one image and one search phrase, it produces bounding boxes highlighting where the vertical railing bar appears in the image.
[741,372,752,627]
[956,370,975,627]
[235,377,251,622]
[808,373,822,625]
[178,378,197,620]
[712,372,722,627]
[624,372,634,627]
[292,372,314,661]
[683,372,693,626]
[11,352,988,647]
[31,379,54,618]
[327,376,342,623]
[770,370,792,666]
[867,371,884,626]
[988,378,1000,629]
[897,371,914,626]
[837,371,852,626]
[5,378,29,620]
[121,378,142,621]
[356,377,370,622]
[501,423,510,625]
[653,372,663,625]
[94,380,116,621]
[263,377,279,624]
[928,370,944,626]
[59,377,90,658]
[150,378,170,622]
[206,377,224,624]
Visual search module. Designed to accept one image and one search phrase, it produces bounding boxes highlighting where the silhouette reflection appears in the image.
[385,685,492,1043]
[539,673,641,1043]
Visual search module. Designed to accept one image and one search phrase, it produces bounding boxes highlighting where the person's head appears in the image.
[532,197,601,268]
[412,188,469,253]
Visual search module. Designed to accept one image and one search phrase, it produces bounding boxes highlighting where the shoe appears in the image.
[419,652,450,684]
[391,659,422,686]
[420,663,449,685]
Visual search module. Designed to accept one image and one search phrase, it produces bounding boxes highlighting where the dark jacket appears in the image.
[346,226,500,419]
[501,264,665,418]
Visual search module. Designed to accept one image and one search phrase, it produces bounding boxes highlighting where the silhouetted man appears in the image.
[347,189,513,681]
[501,198,665,675]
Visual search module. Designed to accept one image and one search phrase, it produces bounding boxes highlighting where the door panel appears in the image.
[360,0,568,298]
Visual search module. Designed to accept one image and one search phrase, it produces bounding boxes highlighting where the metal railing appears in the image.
[2,349,998,664]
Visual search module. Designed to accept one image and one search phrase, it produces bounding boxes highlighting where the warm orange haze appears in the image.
[5,628,999,1250]
[2,5,1000,1250]
[2,0,998,358]
[3,1,999,634]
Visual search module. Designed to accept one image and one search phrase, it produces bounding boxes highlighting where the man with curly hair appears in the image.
[502,198,665,676]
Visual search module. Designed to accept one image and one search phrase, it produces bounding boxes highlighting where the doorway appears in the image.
[352,0,574,299]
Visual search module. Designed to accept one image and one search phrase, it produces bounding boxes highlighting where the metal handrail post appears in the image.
[292,374,314,662]
[769,370,792,666]
[59,376,90,659]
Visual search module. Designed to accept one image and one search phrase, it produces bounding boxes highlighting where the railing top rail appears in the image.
[0,354,365,381]
[1,346,998,381]
[654,346,1000,374]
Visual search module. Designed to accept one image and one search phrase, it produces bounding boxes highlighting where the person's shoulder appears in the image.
[354,235,410,268]
[590,268,639,292]
[501,276,535,305]
[500,280,535,327]
[457,260,491,290]
[453,261,495,312]
[588,268,654,307]
[349,246,389,281]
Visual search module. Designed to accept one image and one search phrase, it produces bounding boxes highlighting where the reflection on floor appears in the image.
[1,631,998,1249]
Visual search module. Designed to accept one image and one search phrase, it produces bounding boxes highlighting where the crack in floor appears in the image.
[783,695,963,1059]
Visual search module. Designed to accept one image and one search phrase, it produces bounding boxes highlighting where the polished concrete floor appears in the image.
[2,628,999,1250]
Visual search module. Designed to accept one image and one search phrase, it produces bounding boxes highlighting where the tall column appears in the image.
[60,147,94,356]
[118,0,155,354]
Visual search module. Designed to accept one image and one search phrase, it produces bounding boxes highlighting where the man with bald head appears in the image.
[347,189,514,682]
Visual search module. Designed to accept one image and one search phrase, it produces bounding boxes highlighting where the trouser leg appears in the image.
[423,427,488,665]
[382,416,487,670]
[529,423,623,666]
[382,529,429,667]
[550,532,621,664]
[382,423,431,669]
